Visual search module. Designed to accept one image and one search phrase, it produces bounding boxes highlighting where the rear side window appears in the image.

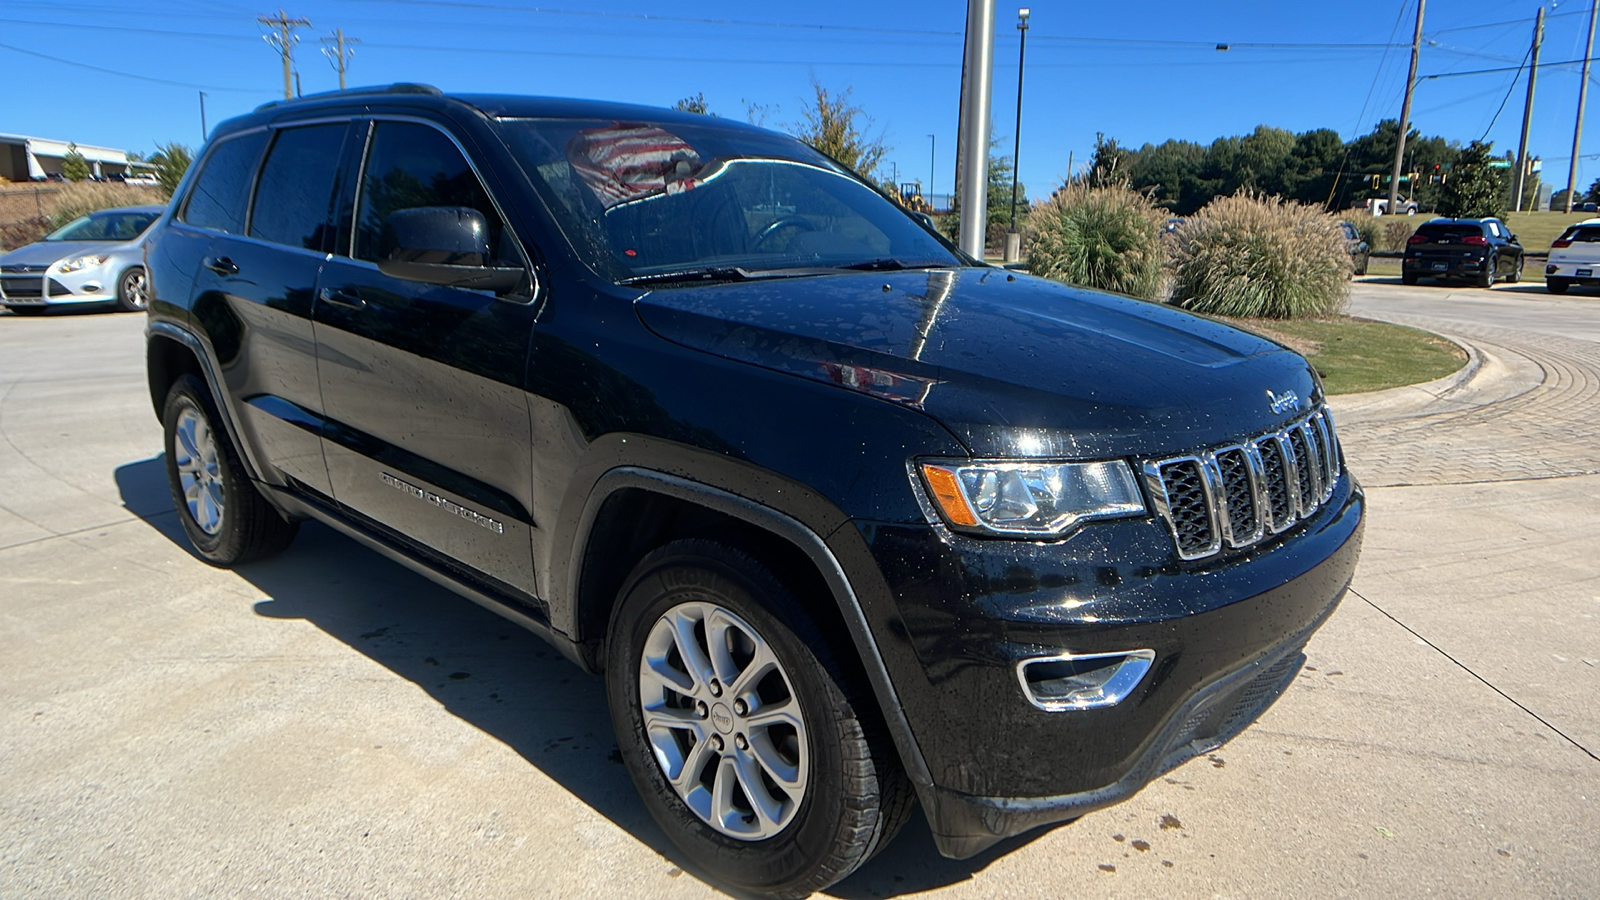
[182,131,269,233]
[354,121,514,265]
[250,124,347,251]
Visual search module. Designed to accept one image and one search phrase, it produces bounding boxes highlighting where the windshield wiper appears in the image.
[620,265,832,286]
[832,258,942,272]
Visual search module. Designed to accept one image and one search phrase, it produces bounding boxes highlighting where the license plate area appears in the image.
[1577,268,1592,277]
[1433,263,1448,270]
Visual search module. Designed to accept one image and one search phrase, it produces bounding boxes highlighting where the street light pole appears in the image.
[1009,9,1029,233]
[957,0,996,258]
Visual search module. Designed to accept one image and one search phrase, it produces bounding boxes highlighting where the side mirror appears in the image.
[913,211,937,232]
[376,206,525,294]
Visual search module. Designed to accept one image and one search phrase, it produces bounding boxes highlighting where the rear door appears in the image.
[185,122,349,496]
[313,117,540,594]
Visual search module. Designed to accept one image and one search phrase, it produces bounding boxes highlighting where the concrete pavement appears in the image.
[1,288,1596,898]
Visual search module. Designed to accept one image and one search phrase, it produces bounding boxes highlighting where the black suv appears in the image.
[1402,216,1524,286]
[142,85,1363,897]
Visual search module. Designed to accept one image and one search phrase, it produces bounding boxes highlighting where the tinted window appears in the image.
[182,131,269,233]
[250,124,346,251]
[1559,225,1600,242]
[1415,224,1484,240]
[355,121,513,265]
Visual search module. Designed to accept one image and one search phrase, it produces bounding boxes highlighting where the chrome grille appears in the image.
[1143,407,1342,561]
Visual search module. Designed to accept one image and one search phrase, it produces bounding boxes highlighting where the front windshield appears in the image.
[47,210,159,242]
[497,118,963,282]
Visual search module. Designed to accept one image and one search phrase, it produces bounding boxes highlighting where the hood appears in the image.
[633,268,1322,459]
[0,240,132,267]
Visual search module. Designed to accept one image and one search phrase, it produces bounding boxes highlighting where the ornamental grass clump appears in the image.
[1169,192,1350,319]
[1025,184,1165,300]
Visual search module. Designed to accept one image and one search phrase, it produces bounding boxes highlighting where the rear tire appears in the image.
[1548,277,1571,294]
[1477,256,1497,288]
[1402,272,1419,286]
[606,539,912,899]
[161,374,298,565]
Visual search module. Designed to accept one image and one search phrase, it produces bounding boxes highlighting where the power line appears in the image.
[0,40,263,91]
[1478,45,1532,142]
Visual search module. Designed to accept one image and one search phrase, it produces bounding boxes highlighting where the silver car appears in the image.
[0,205,164,314]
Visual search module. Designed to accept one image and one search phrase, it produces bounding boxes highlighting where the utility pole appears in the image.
[1514,6,1545,212]
[957,0,996,258]
[322,27,360,91]
[198,91,208,140]
[927,134,936,210]
[1006,7,1030,263]
[1388,0,1424,215]
[259,9,311,100]
[1567,0,1598,213]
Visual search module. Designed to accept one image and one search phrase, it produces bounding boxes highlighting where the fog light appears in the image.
[1547,265,1559,275]
[81,282,101,293]
[1016,650,1155,711]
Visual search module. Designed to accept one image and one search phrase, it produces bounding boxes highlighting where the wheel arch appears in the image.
[568,467,936,794]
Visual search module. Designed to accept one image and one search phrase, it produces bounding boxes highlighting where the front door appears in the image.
[313,119,539,594]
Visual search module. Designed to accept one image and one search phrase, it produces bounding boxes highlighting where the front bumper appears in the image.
[0,263,119,306]
[845,472,1364,858]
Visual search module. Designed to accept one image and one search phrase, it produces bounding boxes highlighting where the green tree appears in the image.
[61,143,91,182]
[672,93,713,115]
[149,142,193,199]
[1088,133,1136,186]
[1437,141,1506,219]
[792,79,887,181]
[1586,177,1600,203]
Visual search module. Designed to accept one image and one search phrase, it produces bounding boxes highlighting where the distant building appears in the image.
[0,134,154,182]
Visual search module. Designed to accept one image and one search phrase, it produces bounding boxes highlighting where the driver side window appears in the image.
[354,122,515,266]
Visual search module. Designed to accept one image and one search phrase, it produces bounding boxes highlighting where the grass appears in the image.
[1221,315,1467,395]
[1503,210,1597,251]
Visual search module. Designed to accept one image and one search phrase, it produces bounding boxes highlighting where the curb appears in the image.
[1327,332,1484,421]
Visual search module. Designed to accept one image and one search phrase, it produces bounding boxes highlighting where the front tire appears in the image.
[606,540,912,898]
[162,374,298,565]
[116,267,148,312]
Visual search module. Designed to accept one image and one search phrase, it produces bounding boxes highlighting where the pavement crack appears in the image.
[1350,587,1600,764]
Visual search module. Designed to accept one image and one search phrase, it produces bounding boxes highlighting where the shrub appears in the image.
[1346,213,1380,251]
[1024,184,1165,299]
[46,182,160,230]
[1168,192,1349,319]
[1382,219,1414,253]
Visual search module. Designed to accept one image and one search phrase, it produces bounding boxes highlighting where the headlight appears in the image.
[58,254,109,274]
[916,459,1146,537]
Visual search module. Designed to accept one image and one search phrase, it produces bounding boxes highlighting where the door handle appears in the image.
[202,256,239,276]
[318,287,366,309]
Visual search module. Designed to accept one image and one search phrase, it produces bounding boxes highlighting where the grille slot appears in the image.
[1156,458,1217,559]
[1145,407,1341,561]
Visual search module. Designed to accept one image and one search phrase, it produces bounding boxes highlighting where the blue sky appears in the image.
[5,0,1600,201]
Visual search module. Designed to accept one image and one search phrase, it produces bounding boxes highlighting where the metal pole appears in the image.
[927,134,936,210]
[1388,0,1424,215]
[198,91,208,140]
[958,0,996,258]
[1009,8,1029,233]
[1567,0,1598,213]
[1514,7,1545,213]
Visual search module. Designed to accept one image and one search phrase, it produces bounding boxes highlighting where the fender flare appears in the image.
[569,466,936,794]
[146,319,267,484]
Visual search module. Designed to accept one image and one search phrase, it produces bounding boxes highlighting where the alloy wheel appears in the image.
[638,601,809,840]
[174,406,225,535]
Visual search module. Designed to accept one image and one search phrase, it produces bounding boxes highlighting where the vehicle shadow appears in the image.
[114,454,1024,898]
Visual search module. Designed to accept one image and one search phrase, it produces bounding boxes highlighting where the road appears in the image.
[1,284,1596,898]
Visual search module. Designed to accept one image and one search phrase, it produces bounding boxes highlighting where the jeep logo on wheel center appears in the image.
[142,83,1362,897]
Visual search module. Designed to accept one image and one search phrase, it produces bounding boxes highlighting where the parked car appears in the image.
[142,85,1363,897]
[1401,217,1523,287]
[1367,196,1419,216]
[0,205,163,314]
[123,173,160,187]
[1544,218,1600,293]
[1339,220,1370,275]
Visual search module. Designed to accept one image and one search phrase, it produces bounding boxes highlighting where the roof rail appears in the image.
[255,83,444,112]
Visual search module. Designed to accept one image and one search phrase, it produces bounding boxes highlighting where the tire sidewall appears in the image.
[605,548,859,894]
[117,267,147,312]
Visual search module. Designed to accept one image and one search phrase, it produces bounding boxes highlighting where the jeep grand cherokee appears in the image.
[142,84,1363,898]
